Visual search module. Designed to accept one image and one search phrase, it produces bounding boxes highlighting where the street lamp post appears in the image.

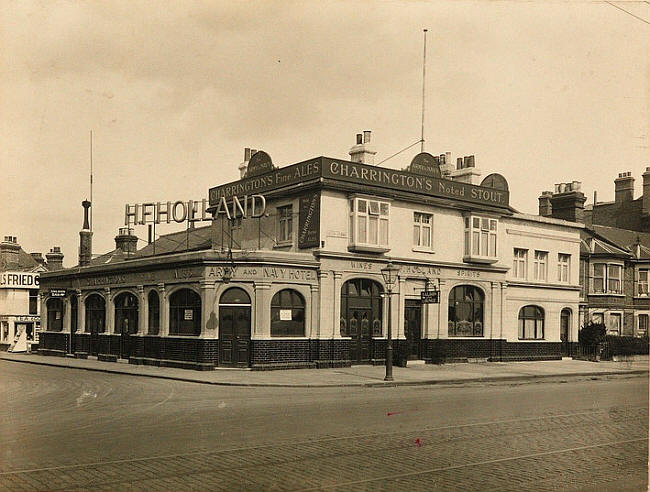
[381,261,400,382]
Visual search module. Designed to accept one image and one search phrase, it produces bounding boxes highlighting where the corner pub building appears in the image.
[39,134,582,370]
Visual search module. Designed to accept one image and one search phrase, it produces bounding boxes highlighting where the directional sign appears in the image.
[420,290,440,304]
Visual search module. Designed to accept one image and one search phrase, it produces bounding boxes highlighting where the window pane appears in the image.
[473,217,480,229]
[368,201,379,215]
[464,231,470,255]
[481,218,489,230]
[423,226,431,247]
[489,234,496,257]
[481,232,488,255]
[380,219,388,245]
[380,203,389,216]
[413,225,420,245]
[472,231,480,255]
[369,216,378,244]
[358,200,366,213]
[358,217,366,243]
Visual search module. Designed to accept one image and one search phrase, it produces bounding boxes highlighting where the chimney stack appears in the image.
[538,191,553,217]
[79,200,93,267]
[450,155,481,184]
[238,148,258,178]
[614,171,634,204]
[642,167,650,216]
[0,236,20,266]
[348,130,377,165]
[548,181,586,222]
[46,246,64,270]
[115,227,138,254]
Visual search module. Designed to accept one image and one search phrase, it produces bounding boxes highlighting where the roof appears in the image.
[132,225,212,258]
[0,246,46,272]
[581,224,650,260]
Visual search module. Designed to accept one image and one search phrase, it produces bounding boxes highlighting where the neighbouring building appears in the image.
[0,236,62,351]
[539,179,650,338]
[38,133,582,369]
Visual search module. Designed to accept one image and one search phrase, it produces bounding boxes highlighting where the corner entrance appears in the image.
[219,288,251,367]
[404,300,422,360]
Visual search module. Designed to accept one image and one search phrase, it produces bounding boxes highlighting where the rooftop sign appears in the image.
[209,157,509,209]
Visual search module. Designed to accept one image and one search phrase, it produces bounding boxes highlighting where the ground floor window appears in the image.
[518,305,544,339]
[638,314,648,336]
[448,285,484,337]
[148,290,160,335]
[47,298,64,332]
[169,289,201,336]
[340,278,383,338]
[271,289,305,337]
[85,294,106,333]
[114,292,139,334]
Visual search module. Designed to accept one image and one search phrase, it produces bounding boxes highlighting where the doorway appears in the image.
[404,300,422,360]
[115,292,138,360]
[560,308,572,357]
[341,279,383,364]
[219,288,251,367]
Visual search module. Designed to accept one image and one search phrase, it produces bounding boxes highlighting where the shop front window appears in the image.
[340,279,383,337]
[271,289,305,337]
[148,291,160,335]
[448,285,484,337]
[169,289,201,336]
[114,292,139,335]
[85,294,106,333]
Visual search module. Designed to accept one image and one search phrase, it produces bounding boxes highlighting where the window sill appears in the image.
[348,244,390,254]
[518,338,546,341]
[462,255,498,265]
[588,292,625,297]
[412,247,435,254]
[273,241,293,249]
[447,335,485,338]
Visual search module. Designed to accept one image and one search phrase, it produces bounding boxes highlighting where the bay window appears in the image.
[637,269,648,296]
[592,263,623,294]
[349,197,390,252]
[463,216,497,263]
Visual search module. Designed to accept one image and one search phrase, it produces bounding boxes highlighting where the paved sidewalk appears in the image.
[1,352,647,387]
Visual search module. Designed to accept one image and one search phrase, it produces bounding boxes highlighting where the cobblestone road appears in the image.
[1,363,647,491]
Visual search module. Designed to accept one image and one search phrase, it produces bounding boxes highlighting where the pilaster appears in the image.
[63,296,72,334]
[310,284,320,339]
[200,279,217,338]
[79,292,86,333]
[137,285,146,335]
[253,281,271,338]
[105,288,114,334]
[395,277,406,339]
[332,272,343,339]
[158,284,169,336]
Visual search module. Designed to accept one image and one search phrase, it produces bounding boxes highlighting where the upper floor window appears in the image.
[592,263,623,294]
[29,289,38,315]
[413,212,433,250]
[277,205,293,244]
[637,269,648,296]
[513,248,527,279]
[533,251,548,281]
[349,197,390,252]
[518,305,544,340]
[464,216,497,263]
[558,254,571,283]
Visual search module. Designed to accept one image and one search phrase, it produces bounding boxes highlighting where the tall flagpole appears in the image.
[90,130,94,232]
[421,29,428,153]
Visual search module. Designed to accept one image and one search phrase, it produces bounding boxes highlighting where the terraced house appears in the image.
[38,133,582,370]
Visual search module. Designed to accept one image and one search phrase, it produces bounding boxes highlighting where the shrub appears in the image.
[579,322,606,347]
[605,335,649,356]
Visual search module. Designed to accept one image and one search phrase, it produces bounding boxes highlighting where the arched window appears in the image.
[85,294,106,333]
[46,298,63,332]
[448,285,484,337]
[220,288,251,305]
[169,289,201,336]
[114,292,138,334]
[340,279,383,338]
[148,291,160,335]
[271,290,305,337]
[519,305,544,340]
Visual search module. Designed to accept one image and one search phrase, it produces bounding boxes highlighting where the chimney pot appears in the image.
[356,133,363,145]
[457,157,463,169]
[363,130,371,143]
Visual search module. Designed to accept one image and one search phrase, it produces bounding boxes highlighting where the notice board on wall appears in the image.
[298,192,320,249]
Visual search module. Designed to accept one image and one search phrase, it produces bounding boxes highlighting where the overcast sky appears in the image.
[1,1,648,266]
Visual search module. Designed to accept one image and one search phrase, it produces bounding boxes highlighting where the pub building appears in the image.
[38,133,582,369]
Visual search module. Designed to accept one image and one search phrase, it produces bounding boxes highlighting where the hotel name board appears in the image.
[0,272,39,289]
[209,157,509,208]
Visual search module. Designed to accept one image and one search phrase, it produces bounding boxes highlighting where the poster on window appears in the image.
[279,309,292,321]
[184,309,193,320]
[298,192,320,249]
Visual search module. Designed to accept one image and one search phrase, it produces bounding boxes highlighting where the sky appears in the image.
[1,0,648,266]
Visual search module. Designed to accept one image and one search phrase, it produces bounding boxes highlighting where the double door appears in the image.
[348,309,373,363]
[219,306,251,366]
[404,301,422,360]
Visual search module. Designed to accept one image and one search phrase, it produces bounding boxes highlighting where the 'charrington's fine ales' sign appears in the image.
[209,157,509,208]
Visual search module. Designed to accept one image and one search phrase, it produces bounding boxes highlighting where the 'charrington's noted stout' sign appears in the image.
[209,157,509,208]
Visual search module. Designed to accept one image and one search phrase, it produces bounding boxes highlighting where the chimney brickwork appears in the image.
[115,227,138,254]
[548,181,586,223]
[643,167,650,216]
[614,171,634,204]
[45,247,64,270]
[348,131,377,165]
[79,200,93,266]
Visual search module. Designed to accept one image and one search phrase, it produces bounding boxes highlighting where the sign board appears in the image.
[420,290,440,304]
[408,152,441,177]
[184,309,193,321]
[50,289,66,297]
[0,272,39,289]
[245,151,275,178]
[298,192,320,249]
[279,309,292,321]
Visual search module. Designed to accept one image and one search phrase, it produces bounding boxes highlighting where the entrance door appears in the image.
[341,279,383,364]
[404,300,422,360]
[560,308,571,357]
[219,288,251,367]
[115,293,138,360]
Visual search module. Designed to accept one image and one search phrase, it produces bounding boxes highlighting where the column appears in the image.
[158,284,169,337]
[253,281,271,338]
[137,285,146,335]
[105,288,114,334]
[310,284,320,339]
[490,281,498,340]
[78,292,86,334]
[200,279,217,338]
[40,295,48,331]
[332,272,343,339]
[317,270,331,339]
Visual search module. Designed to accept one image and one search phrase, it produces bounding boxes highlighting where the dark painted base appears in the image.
[38,332,564,371]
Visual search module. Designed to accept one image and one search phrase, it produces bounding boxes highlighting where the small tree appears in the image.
[579,322,606,347]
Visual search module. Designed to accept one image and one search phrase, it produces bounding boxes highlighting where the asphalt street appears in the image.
[1,361,647,491]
